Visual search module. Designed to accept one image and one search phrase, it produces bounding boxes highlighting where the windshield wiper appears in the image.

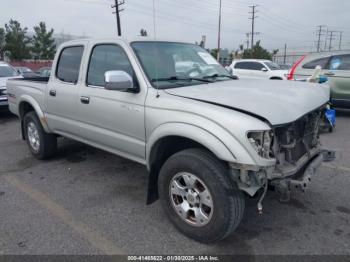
[203,74,238,80]
[151,76,213,83]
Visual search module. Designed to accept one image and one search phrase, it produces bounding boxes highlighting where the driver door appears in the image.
[76,43,146,160]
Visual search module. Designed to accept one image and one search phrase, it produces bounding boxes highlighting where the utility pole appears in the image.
[283,43,287,64]
[316,25,327,52]
[249,5,258,58]
[324,28,328,51]
[245,33,250,50]
[328,31,337,51]
[217,0,222,62]
[111,0,125,36]
[339,31,343,50]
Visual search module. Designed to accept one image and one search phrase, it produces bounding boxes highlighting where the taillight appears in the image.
[288,55,306,80]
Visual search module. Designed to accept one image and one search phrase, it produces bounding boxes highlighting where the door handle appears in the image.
[325,72,335,76]
[80,96,90,104]
[49,90,56,97]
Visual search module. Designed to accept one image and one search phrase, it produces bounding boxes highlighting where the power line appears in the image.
[111,0,125,36]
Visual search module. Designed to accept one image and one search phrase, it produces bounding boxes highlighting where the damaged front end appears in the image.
[230,106,335,213]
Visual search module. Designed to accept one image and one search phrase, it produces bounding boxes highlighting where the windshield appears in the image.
[0,64,19,77]
[264,61,281,71]
[131,41,232,89]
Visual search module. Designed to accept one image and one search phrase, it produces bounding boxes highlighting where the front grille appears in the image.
[274,108,322,164]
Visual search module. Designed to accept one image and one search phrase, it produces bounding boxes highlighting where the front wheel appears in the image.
[158,149,245,243]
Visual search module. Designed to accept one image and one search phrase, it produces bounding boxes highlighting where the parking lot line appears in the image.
[3,175,124,255]
[323,163,350,173]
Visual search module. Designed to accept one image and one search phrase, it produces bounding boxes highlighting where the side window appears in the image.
[87,44,137,87]
[56,46,84,84]
[234,62,250,70]
[329,55,350,70]
[250,62,265,71]
[302,57,329,69]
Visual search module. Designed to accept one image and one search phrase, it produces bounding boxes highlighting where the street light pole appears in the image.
[217,0,222,62]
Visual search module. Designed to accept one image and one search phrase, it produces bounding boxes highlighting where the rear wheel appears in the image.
[158,148,245,243]
[23,111,57,159]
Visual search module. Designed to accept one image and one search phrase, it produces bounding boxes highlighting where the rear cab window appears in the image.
[56,46,84,84]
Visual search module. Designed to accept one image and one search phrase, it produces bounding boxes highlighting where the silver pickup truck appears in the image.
[7,38,334,243]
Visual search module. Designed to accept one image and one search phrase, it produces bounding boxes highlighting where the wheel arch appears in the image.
[145,123,237,204]
[18,96,51,138]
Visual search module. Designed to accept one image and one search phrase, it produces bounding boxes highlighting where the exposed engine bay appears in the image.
[231,106,335,208]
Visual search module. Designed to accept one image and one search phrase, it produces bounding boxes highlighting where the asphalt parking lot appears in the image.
[0,110,350,255]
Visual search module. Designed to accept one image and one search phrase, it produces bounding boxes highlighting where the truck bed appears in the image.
[7,77,48,116]
[12,77,50,83]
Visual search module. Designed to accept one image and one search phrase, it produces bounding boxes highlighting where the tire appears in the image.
[158,148,245,243]
[23,111,57,160]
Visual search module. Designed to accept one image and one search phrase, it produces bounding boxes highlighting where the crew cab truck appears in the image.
[7,38,334,243]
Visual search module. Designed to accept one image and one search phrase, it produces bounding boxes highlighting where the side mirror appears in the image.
[261,68,268,72]
[104,70,135,91]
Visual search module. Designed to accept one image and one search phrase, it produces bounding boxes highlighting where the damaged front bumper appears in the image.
[230,149,335,213]
[271,149,335,202]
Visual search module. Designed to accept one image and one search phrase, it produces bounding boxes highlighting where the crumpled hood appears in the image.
[165,79,330,126]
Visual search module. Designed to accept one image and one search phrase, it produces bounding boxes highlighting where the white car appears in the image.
[0,62,22,108]
[229,59,288,80]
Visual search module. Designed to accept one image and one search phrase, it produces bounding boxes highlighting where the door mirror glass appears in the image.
[104,71,134,91]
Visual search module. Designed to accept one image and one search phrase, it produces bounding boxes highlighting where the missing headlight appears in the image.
[247,130,274,159]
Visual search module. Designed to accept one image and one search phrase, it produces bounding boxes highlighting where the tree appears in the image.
[242,41,274,60]
[4,19,31,60]
[32,22,56,60]
[210,48,218,59]
[0,28,5,60]
[140,29,148,37]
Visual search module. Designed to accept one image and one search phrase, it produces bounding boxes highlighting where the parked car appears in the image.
[288,51,350,108]
[15,66,39,78]
[0,62,22,109]
[278,64,292,70]
[7,39,333,243]
[35,67,51,77]
[229,59,289,80]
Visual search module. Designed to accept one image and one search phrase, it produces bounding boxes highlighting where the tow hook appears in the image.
[257,174,268,215]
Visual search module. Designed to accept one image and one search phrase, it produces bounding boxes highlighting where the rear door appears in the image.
[45,44,86,137]
[232,62,252,78]
[232,61,268,79]
[325,54,350,106]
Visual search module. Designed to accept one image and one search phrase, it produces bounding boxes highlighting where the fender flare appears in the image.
[18,95,51,133]
[146,122,237,170]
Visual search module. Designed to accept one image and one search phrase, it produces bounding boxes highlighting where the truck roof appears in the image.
[60,37,193,47]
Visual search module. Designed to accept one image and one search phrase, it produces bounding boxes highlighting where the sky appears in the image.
[1,0,350,54]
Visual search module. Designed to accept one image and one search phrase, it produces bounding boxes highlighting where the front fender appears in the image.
[146,122,255,169]
[18,95,51,133]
